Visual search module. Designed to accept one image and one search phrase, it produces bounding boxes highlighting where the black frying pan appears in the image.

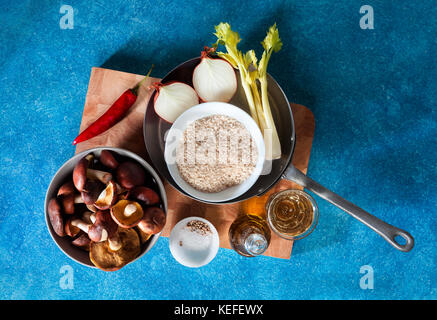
[143,57,414,252]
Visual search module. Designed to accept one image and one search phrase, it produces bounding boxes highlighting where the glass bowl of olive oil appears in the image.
[266,189,318,240]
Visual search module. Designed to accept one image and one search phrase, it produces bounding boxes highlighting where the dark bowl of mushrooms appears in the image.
[45,147,167,271]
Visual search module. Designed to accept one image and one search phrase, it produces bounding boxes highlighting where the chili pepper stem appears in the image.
[131,65,154,96]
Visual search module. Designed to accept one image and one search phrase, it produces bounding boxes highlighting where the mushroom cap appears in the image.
[94,181,117,210]
[86,204,98,213]
[110,200,144,228]
[116,161,146,189]
[62,193,76,215]
[81,180,105,205]
[89,228,141,271]
[100,150,119,170]
[137,207,166,235]
[64,218,81,237]
[71,232,91,251]
[128,186,160,206]
[73,157,90,192]
[57,181,76,197]
[134,226,152,245]
[88,210,118,242]
[48,198,65,237]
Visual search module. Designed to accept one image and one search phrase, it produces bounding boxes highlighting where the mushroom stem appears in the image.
[71,219,92,233]
[87,169,112,184]
[82,212,96,224]
[115,183,127,195]
[74,194,84,204]
[124,204,137,217]
[108,235,122,251]
[85,154,94,162]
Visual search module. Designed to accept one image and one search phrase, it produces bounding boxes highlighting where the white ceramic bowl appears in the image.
[164,102,265,203]
[169,217,219,268]
[44,147,167,268]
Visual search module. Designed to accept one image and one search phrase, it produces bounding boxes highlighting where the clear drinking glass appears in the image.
[266,189,318,240]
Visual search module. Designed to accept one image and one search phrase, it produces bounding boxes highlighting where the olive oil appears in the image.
[228,214,271,257]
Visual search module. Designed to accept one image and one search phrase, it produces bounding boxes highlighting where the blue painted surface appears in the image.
[0,0,435,300]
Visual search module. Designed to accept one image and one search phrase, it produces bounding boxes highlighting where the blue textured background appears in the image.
[0,0,435,300]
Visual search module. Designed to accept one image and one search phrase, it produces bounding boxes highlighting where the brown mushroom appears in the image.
[65,218,92,235]
[82,211,96,224]
[48,198,65,237]
[86,204,98,213]
[110,200,144,228]
[62,193,85,215]
[88,210,121,251]
[56,181,84,215]
[71,232,91,251]
[116,161,146,189]
[100,150,119,169]
[137,207,166,235]
[64,218,82,237]
[89,228,141,271]
[128,186,160,205]
[134,227,152,245]
[81,180,105,205]
[57,181,75,197]
[73,154,112,192]
[94,181,117,210]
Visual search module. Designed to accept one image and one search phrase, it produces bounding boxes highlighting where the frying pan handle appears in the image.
[284,165,414,252]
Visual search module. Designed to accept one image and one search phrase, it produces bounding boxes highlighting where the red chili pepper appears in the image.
[73,66,153,145]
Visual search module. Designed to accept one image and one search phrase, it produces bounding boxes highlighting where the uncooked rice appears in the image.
[176,115,258,193]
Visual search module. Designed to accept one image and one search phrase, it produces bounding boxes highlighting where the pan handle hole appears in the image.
[394,235,407,246]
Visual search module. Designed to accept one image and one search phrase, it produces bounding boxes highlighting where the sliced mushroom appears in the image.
[116,161,146,189]
[89,228,141,271]
[94,181,117,210]
[110,200,144,228]
[71,232,91,251]
[128,186,160,205]
[100,150,119,170]
[137,207,166,235]
[48,198,65,237]
[88,210,121,251]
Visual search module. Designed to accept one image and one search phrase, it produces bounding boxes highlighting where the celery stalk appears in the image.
[214,23,260,127]
[258,24,283,160]
[214,22,283,160]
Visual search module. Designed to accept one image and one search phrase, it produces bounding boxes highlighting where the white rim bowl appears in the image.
[164,102,265,203]
[169,217,219,268]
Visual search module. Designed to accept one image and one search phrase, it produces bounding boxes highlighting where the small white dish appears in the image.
[169,217,219,268]
[164,102,265,203]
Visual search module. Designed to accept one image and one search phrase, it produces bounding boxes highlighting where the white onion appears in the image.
[153,82,200,123]
[192,50,237,102]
